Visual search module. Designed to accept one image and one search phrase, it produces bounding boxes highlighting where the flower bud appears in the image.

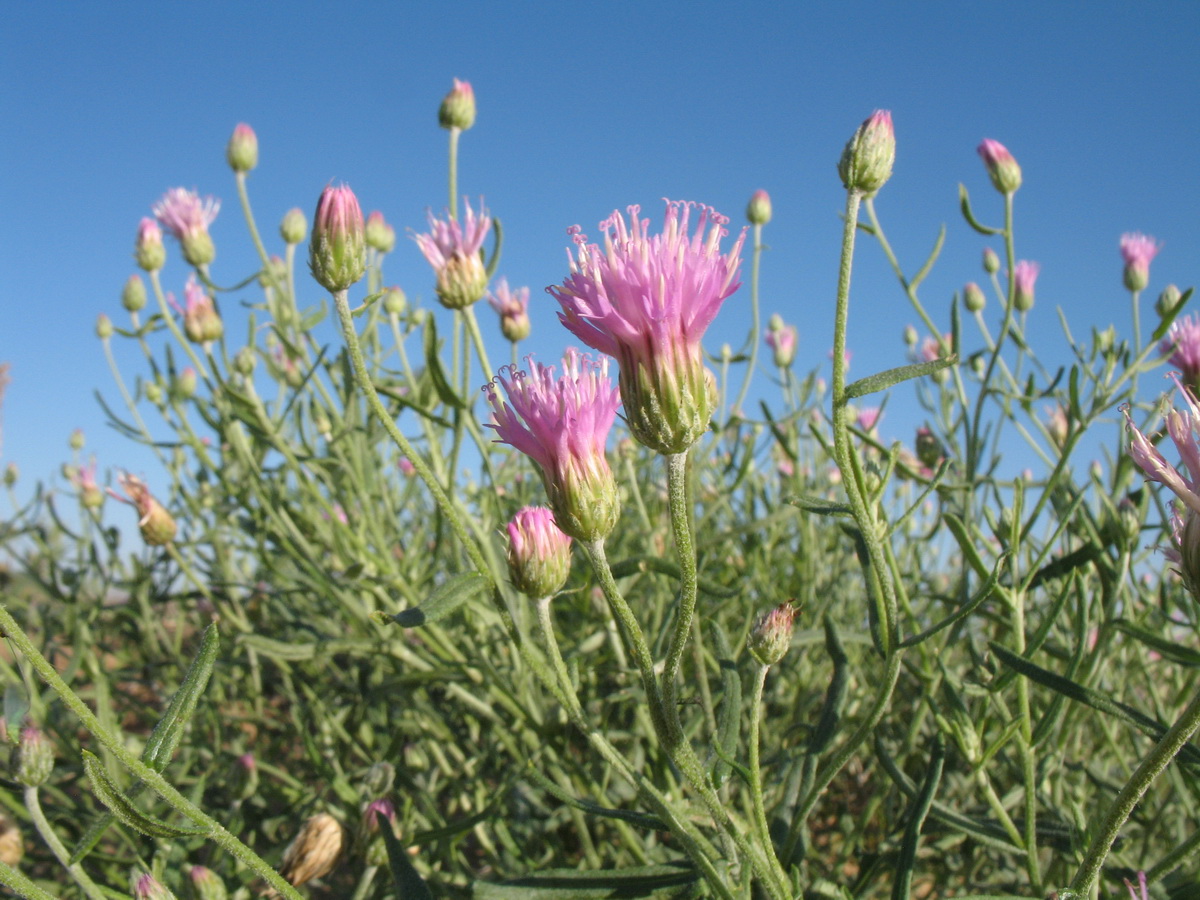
[764,320,797,368]
[915,427,944,470]
[13,726,52,787]
[233,347,257,376]
[181,278,223,345]
[382,286,407,317]
[132,871,177,900]
[361,799,398,868]
[1013,260,1040,313]
[69,428,85,451]
[3,463,17,487]
[277,813,344,890]
[135,218,166,272]
[226,123,258,173]
[438,79,476,131]
[96,313,114,340]
[112,473,176,545]
[1157,284,1183,318]
[903,324,919,347]
[982,247,1000,275]
[748,603,796,666]
[746,189,772,226]
[838,110,895,196]
[281,208,308,245]
[309,185,366,293]
[144,381,164,406]
[505,507,573,599]
[258,255,287,290]
[173,367,197,401]
[189,866,228,900]
[963,282,986,313]
[1121,232,1161,293]
[977,138,1022,194]
[363,762,396,797]
[364,211,396,254]
[123,274,147,312]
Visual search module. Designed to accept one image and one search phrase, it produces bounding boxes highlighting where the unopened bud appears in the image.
[438,79,476,131]
[977,139,1022,195]
[144,381,164,406]
[365,212,396,254]
[258,255,287,290]
[963,282,986,313]
[746,189,772,226]
[363,762,395,797]
[915,427,944,470]
[382,286,407,317]
[226,123,258,173]
[506,507,572,599]
[281,208,308,245]
[982,247,1000,275]
[69,429,85,451]
[309,185,366,293]
[748,603,796,666]
[838,110,895,196]
[132,871,176,900]
[96,314,114,340]
[189,866,228,900]
[123,274,147,312]
[1013,261,1040,313]
[903,324,919,347]
[135,218,166,272]
[3,464,16,487]
[1157,284,1184,318]
[173,367,197,401]
[13,727,52,787]
[233,347,257,377]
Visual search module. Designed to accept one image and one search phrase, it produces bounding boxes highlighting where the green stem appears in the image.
[731,222,764,417]
[748,664,790,892]
[1069,686,1200,896]
[100,335,168,466]
[660,450,697,743]
[149,270,211,380]
[23,785,107,900]
[235,172,286,297]
[0,858,58,900]
[0,607,306,900]
[448,128,460,219]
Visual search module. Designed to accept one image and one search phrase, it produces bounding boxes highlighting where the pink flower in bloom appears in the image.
[548,200,745,454]
[917,333,952,363]
[1012,260,1040,311]
[1120,232,1162,292]
[484,350,621,541]
[487,277,531,342]
[1161,313,1200,388]
[154,187,219,266]
[856,407,881,432]
[175,275,223,345]
[414,199,492,309]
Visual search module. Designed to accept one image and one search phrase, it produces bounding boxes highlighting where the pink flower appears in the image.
[505,506,573,598]
[398,458,416,477]
[977,138,1022,194]
[363,798,397,834]
[917,333,952,363]
[414,199,492,309]
[764,321,798,368]
[487,277,531,342]
[1161,313,1200,388]
[484,350,620,541]
[549,200,745,454]
[856,407,881,432]
[175,275,223,345]
[71,457,104,509]
[1012,260,1040,311]
[135,217,165,271]
[154,187,219,266]
[1120,232,1162,292]
[309,184,366,292]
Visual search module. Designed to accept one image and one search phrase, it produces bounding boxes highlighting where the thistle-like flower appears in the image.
[153,188,219,267]
[438,78,476,131]
[487,278,531,343]
[1125,381,1200,597]
[71,457,105,509]
[176,276,224,345]
[309,184,366,293]
[748,602,797,666]
[484,350,621,542]
[1012,260,1040,312]
[548,200,745,454]
[414,199,492,309]
[1161,313,1200,390]
[135,217,166,272]
[132,872,177,900]
[977,138,1022,194]
[108,473,176,545]
[505,506,573,599]
[1120,232,1162,293]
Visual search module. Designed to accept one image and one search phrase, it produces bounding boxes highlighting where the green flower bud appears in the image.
[748,603,796,666]
[963,281,986,313]
[365,211,396,253]
[69,428,85,451]
[123,274,147,312]
[438,79,476,131]
[309,185,366,293]
[977,139,1022,195]
[233,347,257,377]
[1157,284,1183,318]
[3,463,16,487]
[382,286,407,316]
[96,313,114,340]
[982,247,1000,275]
[506,507,572,599]
[281,207,308,245]
[13,727,52,787]
[135,218,167,272]
[746,189,772,226]
[838,110,895,196]
[226,123,258,174]
[189,866,228,900]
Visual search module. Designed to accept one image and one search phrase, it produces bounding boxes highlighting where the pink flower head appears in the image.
[487,277,531,342]
[1161,313,1200,389]
[363,798,397,834]
[918,333,952,363]
[764,321,798,368]
[1120,232,1162,292]
[414,199,492,309]
[856,407,881,432]
[109,473,176,545]
[839,110,895,195]
[505,506,573,598]
[176,275,223,345]
[1012,260,1040,311]
[135,217,166,271]
[484,350,621,541]
[72,457,104,508]
[398,457,416,477]
[133,872,172,900]
[153,187,219,266]
[977,139,1022,194]
[548,199,746,454]
[309,183,366,292]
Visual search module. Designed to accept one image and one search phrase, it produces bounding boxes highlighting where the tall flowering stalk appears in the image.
[548,199,745,455]
[484,350,620,542]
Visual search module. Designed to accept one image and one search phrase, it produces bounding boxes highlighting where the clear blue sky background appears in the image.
[3,2,1199,524]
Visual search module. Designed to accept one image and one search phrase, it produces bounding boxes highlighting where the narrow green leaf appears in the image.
[237,634,317,661]
[0,857,59,900]
[380,825,433,900]
[422,316,467,410]
[3,686,29,733]
[524,768,666,831]
[910,225,945,291]
[711,623,742,787]
[943,514,990,580]
[1110,619,1200,668]
[844,356,957,400]
[82,751,206,838]
[608,556,738,598]
[785,494,852,518]
[900,554,1007,648]
[143,624,220,771]
[390,572,488,627]
[473,863,698,899]
[809,616,850,755]
[959,184,1003,236]
[892,737,944,900]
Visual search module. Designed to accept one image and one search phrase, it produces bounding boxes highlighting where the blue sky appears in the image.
[2,2,1199,517]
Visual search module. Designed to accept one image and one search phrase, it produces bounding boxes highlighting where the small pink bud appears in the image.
[746,189,772,226]
[132,871,176,900]
[1012,260,1040,312]
[977,138,1022,195]
[764,319,798,368]
[180,276,224,345]
[365,211,397,254]
[748,602,797,666]
[135,217,166,272]
[14,726,53,787]
[309,184,366,293]
[505,506,573,599]
[838,110,895,195]
[1120,232,1161,292]
[226,123,258,173]
[439,78,476,131]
